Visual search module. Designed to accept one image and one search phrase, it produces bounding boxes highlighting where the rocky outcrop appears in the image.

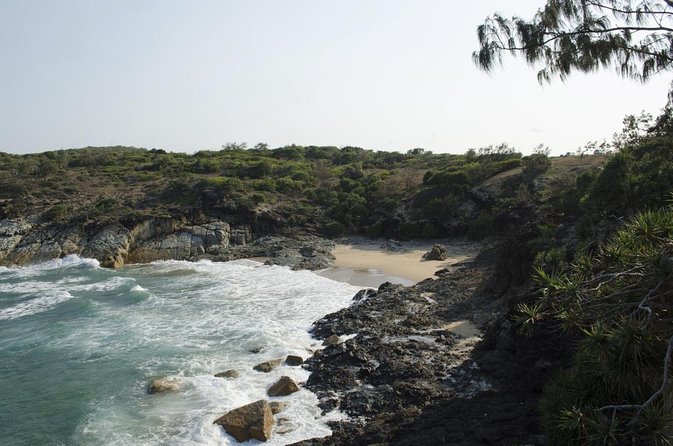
[81,224,132,268]
[267,376,300,397]
[0,219,34,262]
[0,216,335,270]
[254,236,335,270]
[422,243,448,261]
[291,249,567,446]
[127,221,231,263]
[291,252,552,446]
[214,399,274,442]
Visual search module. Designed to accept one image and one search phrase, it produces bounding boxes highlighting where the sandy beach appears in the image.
[318,238,480,287]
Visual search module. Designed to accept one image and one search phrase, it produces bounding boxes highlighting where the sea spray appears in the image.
[0,257,361,445]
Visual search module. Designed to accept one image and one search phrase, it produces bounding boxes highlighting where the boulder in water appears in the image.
[422,244,448,261]
[267,376,300,397]
[214,399,274,442]
[215,370,240,379]
[253,358,283,373]
[269,401,290,414]
[147,377,181,394]
[285,355,304,366]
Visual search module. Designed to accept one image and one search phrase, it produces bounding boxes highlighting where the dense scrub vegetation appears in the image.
[532,209,673,444]
[0,140,591,241]
[510,108,673,445]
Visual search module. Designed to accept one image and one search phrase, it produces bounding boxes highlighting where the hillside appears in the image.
[0,144,603,242]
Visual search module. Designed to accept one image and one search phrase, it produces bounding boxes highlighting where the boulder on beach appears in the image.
[285,355,304,366]
[147,377,181,394]
[253,358,283,373]
[268,376,300,397]
[215,370,240,379]
[214,399,274,442]
[422,244,448,261]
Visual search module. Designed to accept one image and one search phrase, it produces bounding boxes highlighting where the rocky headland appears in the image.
[291,249,569,446]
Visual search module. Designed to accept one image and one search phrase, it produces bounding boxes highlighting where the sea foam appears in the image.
[0,257,361,445]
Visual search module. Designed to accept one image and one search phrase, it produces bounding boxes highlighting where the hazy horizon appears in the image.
[1,0,670,156]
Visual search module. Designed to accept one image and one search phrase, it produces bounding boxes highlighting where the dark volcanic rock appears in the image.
[214,399,274,442]
[293,249,564,446]
[322,335,341,347]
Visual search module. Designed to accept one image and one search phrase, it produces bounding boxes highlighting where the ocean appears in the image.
[0,256,362,445]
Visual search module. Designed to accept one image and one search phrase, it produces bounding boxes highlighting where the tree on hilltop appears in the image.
[474,1,673,83]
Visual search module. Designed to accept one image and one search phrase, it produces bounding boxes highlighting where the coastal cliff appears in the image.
[0,216,334,270]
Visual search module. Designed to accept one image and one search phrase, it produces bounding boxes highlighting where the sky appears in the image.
[0,0,670,155]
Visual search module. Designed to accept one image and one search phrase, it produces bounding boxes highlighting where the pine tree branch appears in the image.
[595,335,673,424]
[631,276,668,320]
[497,27,673,51]
[584,0,673,18]
[633,334,673,419]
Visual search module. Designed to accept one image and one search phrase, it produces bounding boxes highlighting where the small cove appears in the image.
[0,256,361,446]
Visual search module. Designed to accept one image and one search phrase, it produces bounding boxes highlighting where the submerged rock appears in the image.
[268,376,300,397]
[269,401,290,414]
[214,399,274,442]
[215,370,240,379]
[147,377,181,394]
[253,358,283,373]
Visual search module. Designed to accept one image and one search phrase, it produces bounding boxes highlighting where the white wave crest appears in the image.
[0,290,74,320]
[4,255,100,279]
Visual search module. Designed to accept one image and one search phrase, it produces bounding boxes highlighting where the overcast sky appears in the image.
[1,0,670,155]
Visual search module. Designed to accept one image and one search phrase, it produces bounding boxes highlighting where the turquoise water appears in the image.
[0,256,360,445]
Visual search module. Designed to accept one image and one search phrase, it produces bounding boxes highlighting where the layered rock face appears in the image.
[0,217,334,270]
[0,217,236,268]
[126,221,232,263]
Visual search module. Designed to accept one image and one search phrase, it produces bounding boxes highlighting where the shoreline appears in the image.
[319,238,480,287]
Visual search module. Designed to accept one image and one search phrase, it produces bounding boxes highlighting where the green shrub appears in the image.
[522,154,551,179]
[528,208,673,445]
[421,222,440,238]
[466,211,494,240]
[276,177,303,194]
[43,204,68,221]
[324,221,346,237]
